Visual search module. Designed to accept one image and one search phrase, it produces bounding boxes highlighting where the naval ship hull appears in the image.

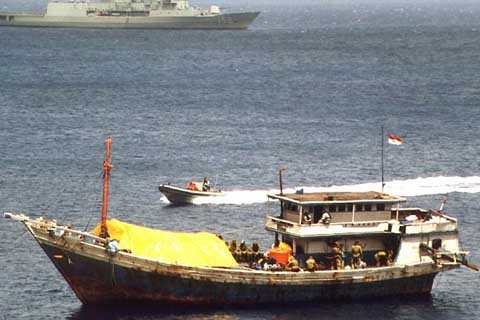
[0,12,259,29]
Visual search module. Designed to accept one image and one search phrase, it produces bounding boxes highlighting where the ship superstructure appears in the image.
[266,191,468,271]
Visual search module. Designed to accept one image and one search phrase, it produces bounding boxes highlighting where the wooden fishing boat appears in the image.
[159,183,224,205]
[4,136,477,305]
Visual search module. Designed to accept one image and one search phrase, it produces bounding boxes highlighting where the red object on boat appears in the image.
[268,247,290,265]
[187,181,199,191]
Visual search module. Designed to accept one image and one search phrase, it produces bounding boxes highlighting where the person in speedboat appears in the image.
[202,177,211,191]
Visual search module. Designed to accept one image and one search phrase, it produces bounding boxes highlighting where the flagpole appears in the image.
[381,126,385,193]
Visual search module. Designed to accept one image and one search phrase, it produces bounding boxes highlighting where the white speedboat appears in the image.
[159,182,224,205]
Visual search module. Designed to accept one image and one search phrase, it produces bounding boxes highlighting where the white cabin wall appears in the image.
[351,211,391,222]
[395,234,461,265]
[433,234,461,253]
[396,238,423,264]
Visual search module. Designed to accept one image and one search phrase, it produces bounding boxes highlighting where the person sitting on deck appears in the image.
[286,255,301,272]
[263,254,282,271]
[252,241,260,256]
[229,239,237,253]
[250,241,262,264]
[202,177,211,191]
[229,240,241,262]
[239,240,248,263]
[303,213,312,225]
[320,211,332,224]
[375,250,389,267]
[305,256,317,272]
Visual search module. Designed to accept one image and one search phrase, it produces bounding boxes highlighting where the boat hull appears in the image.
[159,184,224,205]
[40,240,438,305]
[0,12,259,29]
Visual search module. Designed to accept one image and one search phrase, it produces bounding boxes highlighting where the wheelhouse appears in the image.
[265,191,458,267]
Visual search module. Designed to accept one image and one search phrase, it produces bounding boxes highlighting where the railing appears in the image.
[265,215,300,234]
[4,212,108,245]
[401,221,457,234]
[265,214,393,236]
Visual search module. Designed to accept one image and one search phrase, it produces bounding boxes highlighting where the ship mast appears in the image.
[279,168,286,195]
[381,126,385,192]
[100,135,113,238]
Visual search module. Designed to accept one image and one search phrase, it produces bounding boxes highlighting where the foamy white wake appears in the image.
[159,176,480,205]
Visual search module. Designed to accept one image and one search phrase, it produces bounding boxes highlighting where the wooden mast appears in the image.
[100,135,113,238]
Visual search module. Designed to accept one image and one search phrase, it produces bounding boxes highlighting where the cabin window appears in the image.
[314,206,326,223]
[377,204,385,211]
[364,204,372,211]
[338,204,346,212]
[303,206,313,214]
[432,239,442,250]
[283,202,298,212]
[356,204,363,212]
[314,206,325,215]
[347,204,353,212]
[328,205,337,212]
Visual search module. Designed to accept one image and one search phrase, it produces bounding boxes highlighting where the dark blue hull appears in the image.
[41,243,437,305]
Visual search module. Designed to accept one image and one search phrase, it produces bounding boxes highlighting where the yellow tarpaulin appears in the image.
[91,219,237,268]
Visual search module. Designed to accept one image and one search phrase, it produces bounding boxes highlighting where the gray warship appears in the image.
[0,0,259,29]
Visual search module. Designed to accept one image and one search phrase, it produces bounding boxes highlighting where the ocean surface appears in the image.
[1,0,480,319]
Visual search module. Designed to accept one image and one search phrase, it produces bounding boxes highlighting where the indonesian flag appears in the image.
[387,134,403,145]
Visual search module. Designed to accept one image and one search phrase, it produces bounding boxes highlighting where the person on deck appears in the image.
[239,240,248,263]
[331,241,344,270]
[286,255,301,272]
[251,241,262,264]
[202,177,211,191]
[350,241,363,269]
[375,250,388,267]
[321,211,332,224]
[306,256,317,272]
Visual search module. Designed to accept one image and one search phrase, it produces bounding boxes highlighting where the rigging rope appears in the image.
[84,169,103,232]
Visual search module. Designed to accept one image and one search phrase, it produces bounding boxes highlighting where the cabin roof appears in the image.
[267,191,406,205]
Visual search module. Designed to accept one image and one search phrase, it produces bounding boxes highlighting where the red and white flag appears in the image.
[387,134,403,145]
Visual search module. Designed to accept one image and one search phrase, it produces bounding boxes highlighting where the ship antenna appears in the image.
[381,125,385,192]
[279,168,287,195]
[100,135,113,238]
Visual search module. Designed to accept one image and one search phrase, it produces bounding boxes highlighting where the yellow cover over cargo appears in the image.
[91,219,237,268]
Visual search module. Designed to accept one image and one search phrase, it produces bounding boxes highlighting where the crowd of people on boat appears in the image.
[228,239,263,264]
[226,239,394,272]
